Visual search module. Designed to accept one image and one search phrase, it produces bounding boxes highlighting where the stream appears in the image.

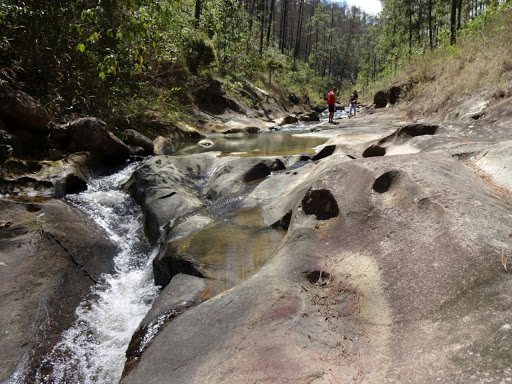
[31,116,340,383]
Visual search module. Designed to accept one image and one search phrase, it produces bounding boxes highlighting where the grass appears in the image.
[360,5,512,108]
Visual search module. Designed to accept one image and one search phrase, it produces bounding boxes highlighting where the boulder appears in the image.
[374,84,405,108]
[123,129,154,154]
[299,111,320,122]
[276,114,299,126]
[374,89,388,108]
[0,144,12,164]
[0,85,49,133]
[0,199,117,382]
[124,154,219,242]
[198,139,214,148]
[288,92,299,104]
[66,117,130,162]
[153,136,173,155]
[123,274,207,378]
[193,79,245,115]
[0,153,103,197]
[0,129,16,164]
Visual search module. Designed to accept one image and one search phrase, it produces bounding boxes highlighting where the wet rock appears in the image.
[0,85,49,133]
[54,174,88,197]
[123,129,154,154]
[224,127,244,135]
[168,215,214,242]
[48,148,66,161]
[66,117,130,162]
[153,255,205,289]
[0,199,117,382]
[0,144,12,164]
[244,126,260,134]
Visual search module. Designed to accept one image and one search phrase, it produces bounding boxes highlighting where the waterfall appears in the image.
[35,162,160,384]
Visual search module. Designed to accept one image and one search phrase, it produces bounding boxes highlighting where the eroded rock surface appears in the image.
[121,110,512,384]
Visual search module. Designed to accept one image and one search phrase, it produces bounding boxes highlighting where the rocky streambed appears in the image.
[2,106,512,384]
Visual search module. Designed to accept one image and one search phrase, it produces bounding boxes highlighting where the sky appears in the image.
[342,0,382,15]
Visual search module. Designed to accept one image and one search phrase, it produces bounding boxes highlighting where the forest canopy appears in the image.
[0,0,509,121]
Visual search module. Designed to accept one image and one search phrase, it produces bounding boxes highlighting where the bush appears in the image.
[183,33,217,74]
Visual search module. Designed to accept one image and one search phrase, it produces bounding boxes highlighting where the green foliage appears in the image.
[182,33,217,74]
[0,0,376,120]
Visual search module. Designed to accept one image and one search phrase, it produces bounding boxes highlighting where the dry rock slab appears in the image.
[121,152,512,384]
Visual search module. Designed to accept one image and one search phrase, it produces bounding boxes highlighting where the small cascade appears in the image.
[35,162,160,384]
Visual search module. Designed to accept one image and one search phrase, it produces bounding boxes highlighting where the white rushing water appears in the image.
[35,162,160,384]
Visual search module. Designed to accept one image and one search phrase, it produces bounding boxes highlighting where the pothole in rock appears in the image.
[302,189,339,220]
[153,258,205,289]
[59,174,88,196]
[272,210,292,230]
[312,145,336,161]
[400,123,438,137]
[243,160,286,183]
[363,144,386,158]
[305,270,331,285]
[372,171,399,193]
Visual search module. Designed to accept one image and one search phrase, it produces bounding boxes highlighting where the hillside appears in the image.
[369,3,512,128]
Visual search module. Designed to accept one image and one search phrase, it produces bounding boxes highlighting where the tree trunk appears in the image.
[259,0,265,56]
[294,0,304,61]
[266,0,275,46]
[280,0,288,53]
[457,0,463,30]
[194,0,201,28]
[450,0,457,45]
[428,0,433,49]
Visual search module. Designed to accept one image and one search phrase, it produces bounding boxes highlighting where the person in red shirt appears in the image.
[327,88,337,123]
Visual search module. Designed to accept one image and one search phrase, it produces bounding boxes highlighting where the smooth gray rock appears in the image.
[67,117,130,162]
[124,154,219,242]
[140,273,207,330]
[0,153,103,197]
[123,129,154,154]
[152,136,173,155]
[121,151,512,384]
[0,85,49,133]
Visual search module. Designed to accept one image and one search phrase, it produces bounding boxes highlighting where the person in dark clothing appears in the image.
[327,88,337,123]
[349,90,358,118]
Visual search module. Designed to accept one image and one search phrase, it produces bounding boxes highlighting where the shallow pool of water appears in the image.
[174,130,327,157]
[166,208,285,298]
